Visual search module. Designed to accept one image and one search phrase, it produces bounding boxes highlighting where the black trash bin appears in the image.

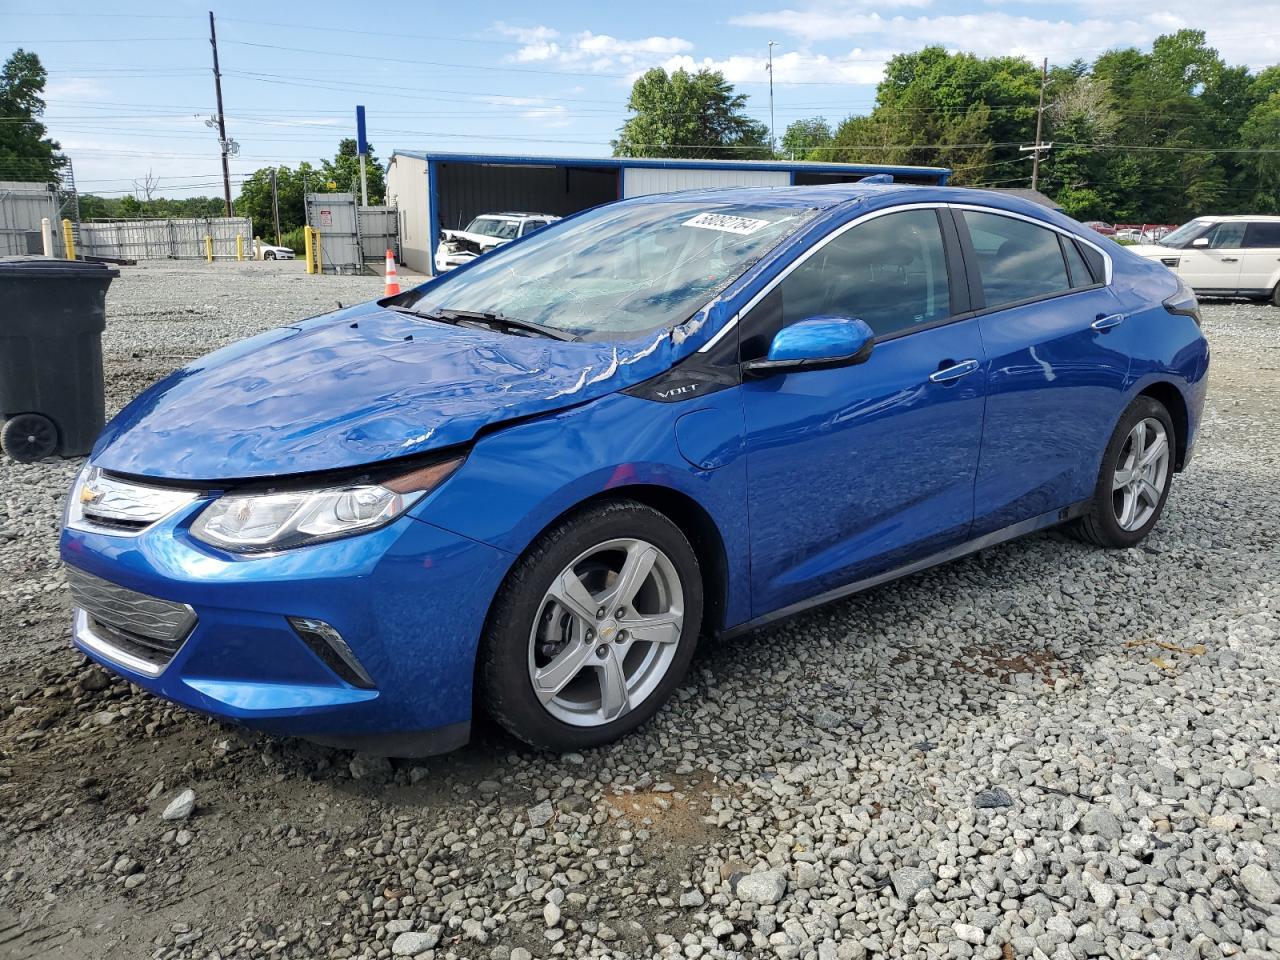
[0,256,118,462]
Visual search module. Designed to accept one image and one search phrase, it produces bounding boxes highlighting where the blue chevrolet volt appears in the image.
[61,184,1209,755]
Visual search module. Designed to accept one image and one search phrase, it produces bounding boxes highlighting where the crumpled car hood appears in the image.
[90,302,685,482]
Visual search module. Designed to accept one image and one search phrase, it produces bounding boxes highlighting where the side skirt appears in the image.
[722,500,1089,640]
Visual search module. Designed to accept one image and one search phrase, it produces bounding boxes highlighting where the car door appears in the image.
[739,207,987,617]
[1240,221,1280,296]
[1176,221,1246,293]
[955,208,1132,536]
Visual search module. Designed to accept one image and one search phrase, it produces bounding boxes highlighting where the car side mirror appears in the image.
[743,316,876,379]
[1191,237,1209,248]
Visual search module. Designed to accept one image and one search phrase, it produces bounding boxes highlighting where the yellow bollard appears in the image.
[304,226,315,275]
[61,218,75,260]
[204,235,214,262]
[235,234,244,261]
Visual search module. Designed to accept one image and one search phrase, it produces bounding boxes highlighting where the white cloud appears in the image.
[520,104,573,128]
[662,48,891,86]
[43,77,108,101]
[494,23,693,73]
[729,3,1280,71]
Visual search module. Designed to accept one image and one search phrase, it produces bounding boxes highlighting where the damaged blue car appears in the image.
[61,184,1208,755]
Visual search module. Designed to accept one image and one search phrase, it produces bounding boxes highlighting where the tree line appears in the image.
[616,29,1279,221]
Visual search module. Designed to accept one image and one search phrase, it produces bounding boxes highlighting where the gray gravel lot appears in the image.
[1,261,1278,960]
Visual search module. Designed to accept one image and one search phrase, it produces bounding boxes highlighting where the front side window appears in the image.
[963,210,1071,309]
[1201,222,1246,250]
[414,201,817,339]
[774,209,952,339]
[1160,219,1210,248]
[1243,222,1280,249]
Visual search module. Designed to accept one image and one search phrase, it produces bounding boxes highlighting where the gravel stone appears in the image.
[1240,864,1280,904]
[973,786,1013,808]
[890,866,934,902]
[160,788,195,821]
[391,928,441,955]
[736,869,787,904]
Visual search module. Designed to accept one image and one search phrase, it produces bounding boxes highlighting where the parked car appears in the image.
[1083,220,1116,236]
[258,243,295,261]
[62,185,1208,756]
[1130,215,1280,304]
[434,212,560,273]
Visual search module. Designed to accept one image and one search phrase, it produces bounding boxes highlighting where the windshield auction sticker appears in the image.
[683,213,771,235]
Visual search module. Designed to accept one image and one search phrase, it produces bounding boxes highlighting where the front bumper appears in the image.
[433,250,476,272]
[60,505,512,754]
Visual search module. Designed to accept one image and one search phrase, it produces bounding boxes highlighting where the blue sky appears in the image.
[4,0,1278,198]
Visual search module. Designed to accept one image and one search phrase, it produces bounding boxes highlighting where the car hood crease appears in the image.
[90,301,709,482]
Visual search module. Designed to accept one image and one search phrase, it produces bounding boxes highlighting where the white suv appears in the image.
[1130,215,1280,305]
[434,212,559,273]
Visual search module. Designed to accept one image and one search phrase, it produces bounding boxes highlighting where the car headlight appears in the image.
[189,457,463,553]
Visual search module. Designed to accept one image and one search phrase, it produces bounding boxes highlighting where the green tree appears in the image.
[780,118,833,160]
[613,68,770,160]
[822,47,1038,182]
[0,48,65,182]
[321,138,386,204]
[236,162,324,239]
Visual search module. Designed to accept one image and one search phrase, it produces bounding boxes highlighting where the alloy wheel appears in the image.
[1112,417,1170,532]
[528,537,684,727]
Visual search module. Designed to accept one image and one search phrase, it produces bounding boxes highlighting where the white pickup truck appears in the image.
[434,212,560,273]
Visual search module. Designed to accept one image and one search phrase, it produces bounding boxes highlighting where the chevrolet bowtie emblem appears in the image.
[79,484,102,504]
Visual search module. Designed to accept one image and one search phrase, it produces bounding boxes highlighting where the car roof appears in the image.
[621,183,1085,224]
[1186,214,1280,222]
[476,212,558,220]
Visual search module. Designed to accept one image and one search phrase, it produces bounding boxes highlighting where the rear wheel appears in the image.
[1,413,58,462]
[1069,396,1175,548]
[263,251,276,261]
[1271,282,1280,308]
[479,500,702,751]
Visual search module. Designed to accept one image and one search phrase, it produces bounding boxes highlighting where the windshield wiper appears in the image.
[428,308,579,342]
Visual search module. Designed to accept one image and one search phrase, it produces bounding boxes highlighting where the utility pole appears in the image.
[767,41,777,157]
[209,11,232,216]
[269,168,281,245]
[1031,56,1047,192]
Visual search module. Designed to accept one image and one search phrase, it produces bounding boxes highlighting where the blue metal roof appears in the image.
[390,149,950,179]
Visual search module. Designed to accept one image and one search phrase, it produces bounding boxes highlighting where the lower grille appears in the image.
[66,566,196,673]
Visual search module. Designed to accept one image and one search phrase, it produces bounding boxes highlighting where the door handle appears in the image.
[1220,257,1239,263]
[929,358,980,383]
[1091,313,1126,332]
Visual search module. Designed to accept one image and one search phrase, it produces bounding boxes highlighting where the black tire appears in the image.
[1069,396,1175,548]
[1271,283,1280,308]
[263,251,276,261]
[478,500,703,752]
[1,414,58,462]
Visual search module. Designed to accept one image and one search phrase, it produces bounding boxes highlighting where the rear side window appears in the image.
[1061,237,1096,287]
[777,209,952,339]
[1243,222,1280,248]
[963,210,1071,308]
[1202,222,1246,249]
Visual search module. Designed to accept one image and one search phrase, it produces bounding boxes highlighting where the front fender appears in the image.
[412,390,751,629]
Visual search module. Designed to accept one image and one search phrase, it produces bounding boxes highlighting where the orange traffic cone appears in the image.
[384,249,400,296]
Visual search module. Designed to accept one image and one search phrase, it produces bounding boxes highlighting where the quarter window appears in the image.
[775,209,952,339]
[1061,236,1096,288]
[1243,222,1280,249]
[962,210,1071,308]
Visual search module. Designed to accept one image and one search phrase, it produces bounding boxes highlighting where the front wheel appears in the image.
[479,501,703,752]
[263,251,275,261]
[1271,282,1280,308]
[1069,396,1175,548]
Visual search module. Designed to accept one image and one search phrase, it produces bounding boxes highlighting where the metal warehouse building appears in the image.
[385,151,952,275]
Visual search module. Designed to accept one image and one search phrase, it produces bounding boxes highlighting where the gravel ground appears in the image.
[1,261,1278,960]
